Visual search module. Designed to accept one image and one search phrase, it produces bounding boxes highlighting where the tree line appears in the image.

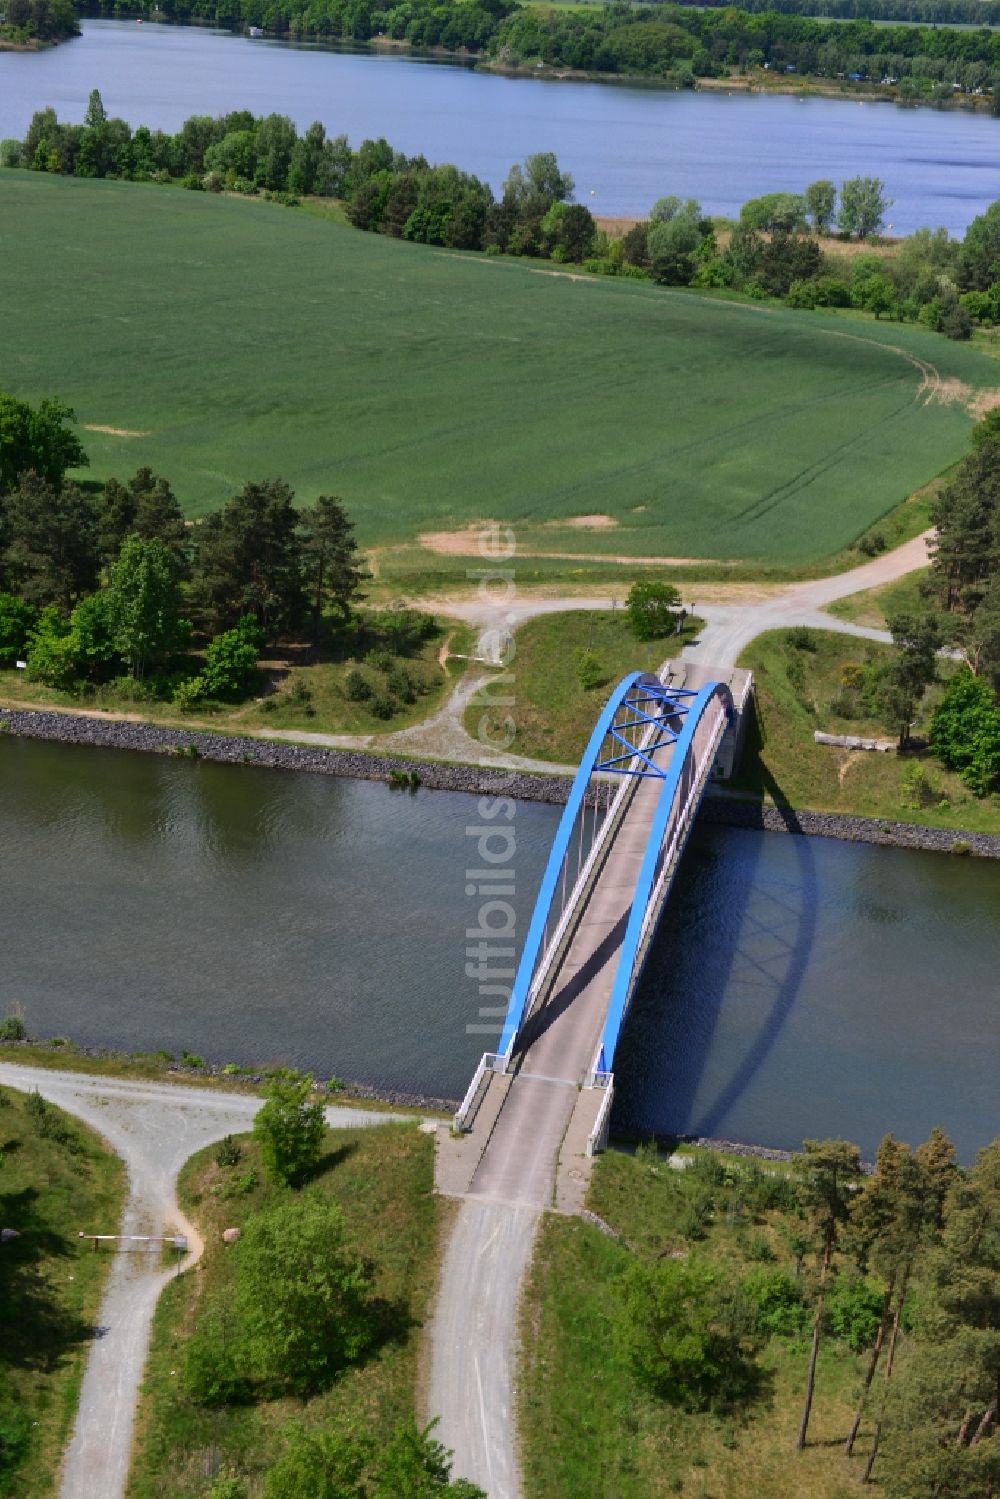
[0,390,368,707]
[73,0,1000,98]
[13,97,1000,343]
[0,0,76,45]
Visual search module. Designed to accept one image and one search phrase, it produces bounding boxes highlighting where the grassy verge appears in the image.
[126,1122,438,1497]
[0,1084,126,1499]
[519,1147,860,1499]
[464,610,703,764]
[0,1040,443,1116]
[826,569,929,630]
[0,615,474,741]
[732,628,1000,833]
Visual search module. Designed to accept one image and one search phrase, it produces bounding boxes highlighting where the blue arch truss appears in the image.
[497,672,732,1064]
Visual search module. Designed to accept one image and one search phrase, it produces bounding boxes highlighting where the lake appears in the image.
[2,19,1000,232]
[2,735,997,1161]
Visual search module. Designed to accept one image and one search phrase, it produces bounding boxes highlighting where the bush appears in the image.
[387,665,417,704]
[215,1135,242,1168]
[345,669,373,701]
[625,580,682,641]
[742,1266,808,1336]
[786,626,818,652]
[0,594,37,668]
[252,1070,325,1186]
[0,1013,26,1042]
[172,675,204,711]
[827,1273,885,1353]
[182,1312,246,1406]
[614,1255,761,1408]
[369,691,396,720]
[200,617,264,701]
[235,1196,374,1394]
[929,669,1000,795]
[576,649,608,691]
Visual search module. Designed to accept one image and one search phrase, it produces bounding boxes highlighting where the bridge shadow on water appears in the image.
[611,759,820,1149]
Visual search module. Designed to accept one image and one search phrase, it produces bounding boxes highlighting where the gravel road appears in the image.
[0,1064,406,1499]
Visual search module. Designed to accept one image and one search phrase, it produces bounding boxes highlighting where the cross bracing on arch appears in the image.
[594,679,702,779]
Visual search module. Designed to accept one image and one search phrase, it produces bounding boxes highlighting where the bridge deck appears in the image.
[468,769,666,1209]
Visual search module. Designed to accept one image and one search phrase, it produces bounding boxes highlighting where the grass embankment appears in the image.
[826,570,929,629]
[1,172,994,572]
[0,615,474,741]
[733,628,1000,833]
[519,1148,859,1499]
[128,1122,438,1497]
[0,1085,126,1499]
[464,609,703,763]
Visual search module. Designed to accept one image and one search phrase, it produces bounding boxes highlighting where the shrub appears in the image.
[235,1196,373,1393]
[614,1256,761,1408]
[200,617,264,701]
[786,626,818,651]
[387,665,417,704]
[369,691,396,720]
[827,1273,885,1352]
[929,669,1000,795]
[742,1266,808,1336]
[625,580,682,641]
[0,1013,26,1042]
[172,675,204,711]
[215,1135,242,1168]
[576,650,608,691]
[182,1311,246,1406]
[0,594,37,668]
[344,668,373,701]
[252,1070,325,1186]
[365,647,395,672]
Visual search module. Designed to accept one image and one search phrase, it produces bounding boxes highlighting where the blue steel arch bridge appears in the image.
[452,665,745,1212]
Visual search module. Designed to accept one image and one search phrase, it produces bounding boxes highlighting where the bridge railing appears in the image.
[454,1052,504,1133]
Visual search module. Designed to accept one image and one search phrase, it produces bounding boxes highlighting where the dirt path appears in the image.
[0,1064,408,1499]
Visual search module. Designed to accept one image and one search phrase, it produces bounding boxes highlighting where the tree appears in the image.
[84,89,107,130]
[615,1256,760,1409]
[960,199,1000,291]
[192,479,305,635]
[876,611,941,749]
[199,615,264,700]
[844,1136,931,1458]
[625,580,681,640]
[740,192,807,234]
[502,152,573,214]
[793,1138,862,1449]
[838,177,891,240]
[0,594,36,667]
[540,202,596,263]
[929,669,1000,795]
[253,1069,326,1186]
[299,495,366,639]
[2,472,100,610]
[98,467,189,573]
[646,197,709,286]
[234,1195,373,1393]
[104,536,184,678]
[804,179,836,234]
[0,392,87,492]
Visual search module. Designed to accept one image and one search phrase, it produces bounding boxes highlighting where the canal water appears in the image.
[1,736,996,1160]
[3,19,1000,233]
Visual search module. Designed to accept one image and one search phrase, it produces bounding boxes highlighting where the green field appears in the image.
[2,172,998,566]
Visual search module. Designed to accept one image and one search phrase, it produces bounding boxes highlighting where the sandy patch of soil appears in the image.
[549,514,619,531]
[418,526,500,556]
[83,423,151,437]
